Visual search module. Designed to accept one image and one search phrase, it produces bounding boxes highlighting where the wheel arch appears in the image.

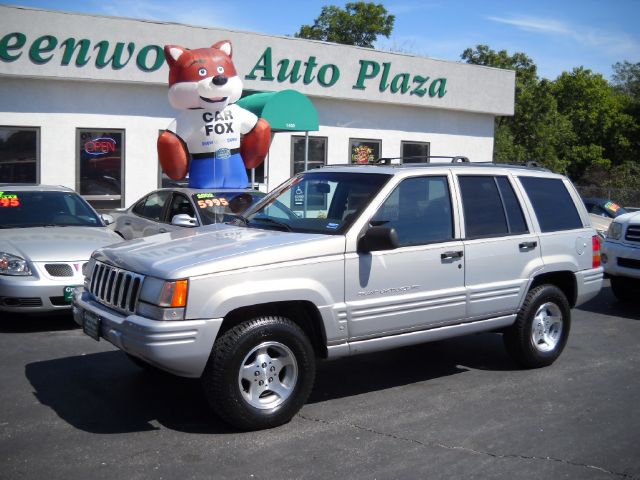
[218,301,328,359]
[529,271,577,307]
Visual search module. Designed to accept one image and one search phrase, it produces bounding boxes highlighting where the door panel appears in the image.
[464,236,542,318]
[457,175,543,319]
[345,175,466,340]
[345,243,466,339]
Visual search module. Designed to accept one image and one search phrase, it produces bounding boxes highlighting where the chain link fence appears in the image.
[575,186,640,211]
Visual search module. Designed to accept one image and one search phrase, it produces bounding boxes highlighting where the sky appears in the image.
[3,0,639,80]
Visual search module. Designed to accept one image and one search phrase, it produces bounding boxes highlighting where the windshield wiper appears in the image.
[251,217,292,231]
[227,214,250,227]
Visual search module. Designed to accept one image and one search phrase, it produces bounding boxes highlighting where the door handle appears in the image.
[519,241,538,251]
[159,228,168,233]
[441,250,463,260]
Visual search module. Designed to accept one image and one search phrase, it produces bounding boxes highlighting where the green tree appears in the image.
[461,45,537,92]
[612,61,640,100]
[552,67,636,179]
[294,2,395,48]
[461,45,572,172]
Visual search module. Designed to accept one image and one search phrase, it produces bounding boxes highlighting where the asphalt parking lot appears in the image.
[1,281,638,480]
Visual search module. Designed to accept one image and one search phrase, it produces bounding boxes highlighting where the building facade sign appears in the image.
[0,5,515,116]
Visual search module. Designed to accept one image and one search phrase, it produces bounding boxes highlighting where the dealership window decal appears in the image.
[350,138,381,164]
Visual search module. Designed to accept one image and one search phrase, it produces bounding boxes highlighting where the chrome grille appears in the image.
[89,261,144,314]
[625,225,640,243]
[45,264,73,277]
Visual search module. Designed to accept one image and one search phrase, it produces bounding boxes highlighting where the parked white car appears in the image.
[602,211,640,301]
[0,185,122,313]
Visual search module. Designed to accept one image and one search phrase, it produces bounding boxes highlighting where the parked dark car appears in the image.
[583,198,628,237]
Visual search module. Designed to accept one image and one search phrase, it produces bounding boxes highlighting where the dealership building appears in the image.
[0,5,515,210]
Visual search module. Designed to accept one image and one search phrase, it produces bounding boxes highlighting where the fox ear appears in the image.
[212,40,232,58]
[164,45,189,67]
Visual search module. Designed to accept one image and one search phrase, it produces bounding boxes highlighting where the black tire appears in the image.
[503,285,571,369]
[610,276,637,302]
[202,316,316,431]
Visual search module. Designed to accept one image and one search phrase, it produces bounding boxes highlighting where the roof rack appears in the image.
[375,155,470,165]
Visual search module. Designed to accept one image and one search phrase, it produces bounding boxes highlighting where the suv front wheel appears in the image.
[503,285,571,368]
[202,316,316,431]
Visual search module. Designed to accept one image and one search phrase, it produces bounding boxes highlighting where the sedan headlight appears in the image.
[0,252,32,276]
[607,222,623,240]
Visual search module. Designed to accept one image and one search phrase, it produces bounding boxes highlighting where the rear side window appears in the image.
[496,177,528,234]
[459,175,529,238]
[519,177,582,232]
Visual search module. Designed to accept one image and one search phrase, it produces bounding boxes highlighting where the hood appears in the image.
[617,211,640,225]
[92,224,346,279]
[0,226,123,262]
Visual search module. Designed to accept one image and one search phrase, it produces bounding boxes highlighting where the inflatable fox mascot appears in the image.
[158,40,271,188]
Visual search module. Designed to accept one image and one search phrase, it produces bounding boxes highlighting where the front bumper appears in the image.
[602,240,640,280]
[72,289,222,378]
[0,272,82,312]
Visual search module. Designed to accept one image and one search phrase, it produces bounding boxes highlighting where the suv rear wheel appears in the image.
[202,316,316,431]
[504,285,571,368]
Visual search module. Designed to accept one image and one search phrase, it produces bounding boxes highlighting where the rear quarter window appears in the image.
[519,177,582,232]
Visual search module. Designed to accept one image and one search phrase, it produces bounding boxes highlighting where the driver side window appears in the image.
[371,176,453,247]
[166,193,195,223]
[133,191,171,221]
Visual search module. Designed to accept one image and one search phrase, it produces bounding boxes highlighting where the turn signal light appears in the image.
[592,235,601,268]
[158,280,189,307]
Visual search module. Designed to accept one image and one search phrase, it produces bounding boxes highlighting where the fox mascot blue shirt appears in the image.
[158,41,271,189]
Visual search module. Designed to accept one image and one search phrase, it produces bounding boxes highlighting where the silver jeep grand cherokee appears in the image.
[73,161,603,430]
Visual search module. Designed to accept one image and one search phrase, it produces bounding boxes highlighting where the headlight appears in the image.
[0,252,32,276]
[137,278,188,321]
[607,222,623,240]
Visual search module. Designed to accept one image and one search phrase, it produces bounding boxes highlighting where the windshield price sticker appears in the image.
[195,192,216,199]
[0,192,20,208]
[198,198,229,208]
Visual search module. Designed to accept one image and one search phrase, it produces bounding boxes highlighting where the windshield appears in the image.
[193,190,265,225]
[242,171,391,234]
[0,190,103,228]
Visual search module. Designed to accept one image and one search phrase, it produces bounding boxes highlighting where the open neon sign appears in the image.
[84,137,117,156]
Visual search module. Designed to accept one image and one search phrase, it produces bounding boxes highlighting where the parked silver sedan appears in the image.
[109,188,271,240]
[0,185,122,313]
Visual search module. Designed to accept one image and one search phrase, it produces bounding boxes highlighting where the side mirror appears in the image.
[171,214,197,227]
[100,214,114,226]
[358,225,399,252]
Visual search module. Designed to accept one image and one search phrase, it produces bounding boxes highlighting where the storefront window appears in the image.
[0,127,39,184]
[292,136,327,175]
[77,129,123,211]
[401,141,430,163]
[349,138,381,164]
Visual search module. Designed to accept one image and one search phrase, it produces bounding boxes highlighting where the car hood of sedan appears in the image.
[92,223,346,279]
[0,227,123,261]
